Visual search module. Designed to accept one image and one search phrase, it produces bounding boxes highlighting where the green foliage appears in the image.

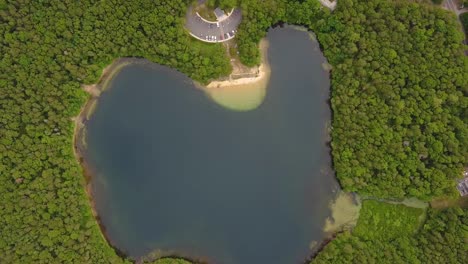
[218,0,239,9]
[146,258,193,264]
[320,0,468,200]
[205,0,217,9]
[0,0,229,263]
[237,0,467,200]
[236,0,326,66]
[353,200,424,240]
[461,13,468,35]
[431,0,443,5]
[235,0,286,66]
[415,207,468,263]
[312,207,468,264]
[1,0,466,263]
[205,0,239,10]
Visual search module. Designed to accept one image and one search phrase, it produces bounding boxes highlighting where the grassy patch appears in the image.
[195,4,217,21]
[353,200,425,240]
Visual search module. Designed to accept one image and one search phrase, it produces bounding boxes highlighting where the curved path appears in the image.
[443,0,467,16]
[186,7,242,43]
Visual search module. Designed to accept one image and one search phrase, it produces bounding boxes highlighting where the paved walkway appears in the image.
[186,7,242,43]
[443,0,467,16]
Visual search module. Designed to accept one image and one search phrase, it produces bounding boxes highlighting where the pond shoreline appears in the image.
[72,28,341,264]
[72,57,145,261]
[73,57,214,264]
[197,39,271,111]
[205,39,270,89]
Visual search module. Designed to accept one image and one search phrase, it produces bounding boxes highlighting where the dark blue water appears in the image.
[86,27,337,264]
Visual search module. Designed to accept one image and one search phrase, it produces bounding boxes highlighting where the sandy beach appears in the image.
[200,39,271,111]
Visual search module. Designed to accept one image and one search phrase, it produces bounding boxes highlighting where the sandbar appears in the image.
[200,39,271,111]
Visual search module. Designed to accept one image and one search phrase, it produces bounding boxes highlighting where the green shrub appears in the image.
[461,13,468,35]
[353,200,424,240]
[312,207,467,264]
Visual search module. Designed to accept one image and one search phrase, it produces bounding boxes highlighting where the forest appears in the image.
[237,0,467,200]
[462,12,468,34]
[0,0,230,262]
[313,201,467,264]
[0,0,466,263]
[319,0,467,200]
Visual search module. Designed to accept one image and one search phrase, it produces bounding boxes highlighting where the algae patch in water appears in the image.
[324,192,362,233]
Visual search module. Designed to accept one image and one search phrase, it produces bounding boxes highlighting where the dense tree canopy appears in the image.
[0,0,229,263]
[313,202,468,264]
[0,0,466,263]
[236,0,467,199]
[319,0,467,200]
[236,0,327,66]
[204,0,239,10]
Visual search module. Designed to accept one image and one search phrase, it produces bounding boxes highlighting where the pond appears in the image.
[84,26,338,264]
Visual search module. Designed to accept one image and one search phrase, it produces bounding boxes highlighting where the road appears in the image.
[185,7,242,43]
[443,0,467,16]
